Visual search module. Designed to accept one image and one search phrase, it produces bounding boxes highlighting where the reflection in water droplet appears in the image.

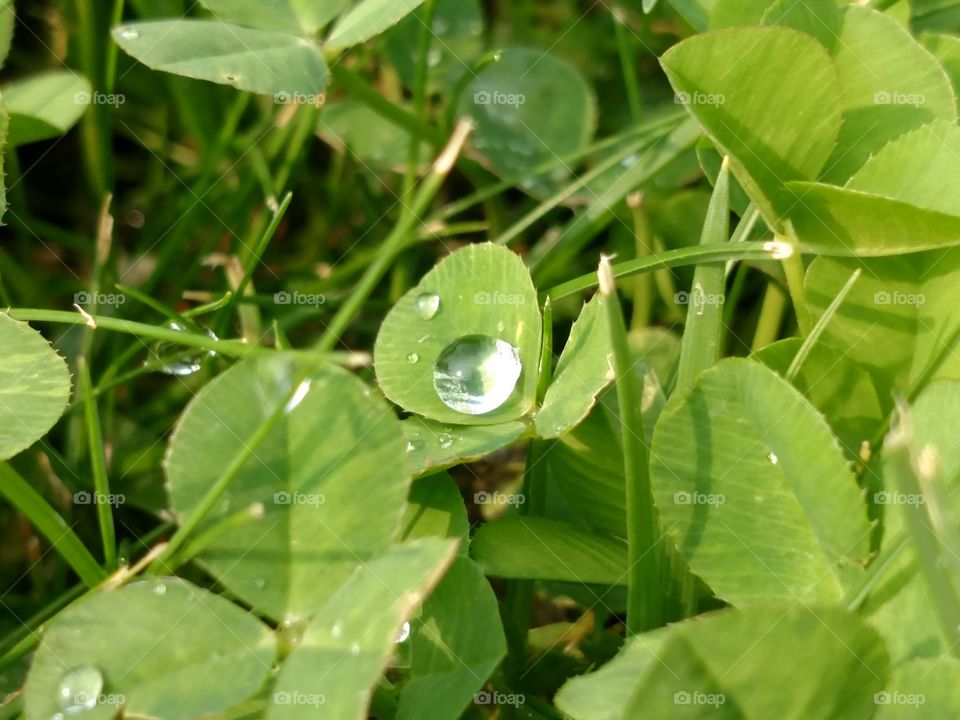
[395,621,411,644]
[149,322,218,376]
[57,665,103,714]
[433,335,521,415]
[414,293,441,320]
[438,433,453,449]
[407,353,420,364]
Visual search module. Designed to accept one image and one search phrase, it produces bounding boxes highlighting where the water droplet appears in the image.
[149,322,218,376]
[349,641,361,655]
[153,583,167,596]
[117,27,139,40]
[414,293,440,320]
[768,452,779,465]
[496,320,506,333]
[253,578,266,589]
[56,666,103,714]
[395,621,411,644]
[433,335,522,415]
[407,353,420,364]
[427,47,443,67]
[438,433,454,449]
[331,621,343,639]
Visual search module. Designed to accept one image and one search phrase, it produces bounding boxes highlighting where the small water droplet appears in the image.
[414,293,441,320]
[768,452,779,465]
[427,47,443,67]
[331,621,343,639]
[433,335,522,415]
[56,666,103,714]
[253,578,266,589]
[395,621,411,644]
[153,583,167,596]
[349,641,361,655]
[438,433,453,449]
[407,353,420,364]
[496,320,506,333]
[118,27,140,40]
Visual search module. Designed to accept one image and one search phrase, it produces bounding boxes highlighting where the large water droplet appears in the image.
[57,666,103,714]
[433,335,521,415]
[149,322,217,376]
[414,293,440,320]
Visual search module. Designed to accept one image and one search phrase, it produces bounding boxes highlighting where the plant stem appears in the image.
[780,238,812,336]
[612,9,643,122]
[77,357,117,569]
[599,257,662,634]
[786,269,860,382]
[404,0,437,199]
[315,120,473,351]
[751,282,787,352]
[546,242,775,301]
[629,194,653,329]
[0,462,105,588]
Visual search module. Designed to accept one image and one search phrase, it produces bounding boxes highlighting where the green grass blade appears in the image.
[674,157,731,395]
[77,357,116,569]
[0,462,105,587]
[599,256,663,634]
[786,268,861,382]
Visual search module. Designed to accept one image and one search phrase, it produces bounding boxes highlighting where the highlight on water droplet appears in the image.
[414,293,441,320]
[407,353,420,364]
[438,433,454,449]
[57,665,103,714]
[395,621,411,644]
[768,452,779,465]
[433,335,521,415]
[284,379,312,413]
[117,27,139,40]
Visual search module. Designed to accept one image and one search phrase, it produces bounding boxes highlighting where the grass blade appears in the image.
[599,256,663,634]
[0,462,105,587]
[674,157,730,395]
[77,357,117,569]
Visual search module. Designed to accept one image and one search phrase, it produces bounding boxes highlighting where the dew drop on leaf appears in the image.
[395,621,411,644]
[407,353,419,364]
[414,293,440,320]
[56,665,103,713]
[768,452,779,465]
[438,433,453,449]
[153,583,167,596]
[433,335,521,415]
[117,27,139,40]
[149,322,217,376]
